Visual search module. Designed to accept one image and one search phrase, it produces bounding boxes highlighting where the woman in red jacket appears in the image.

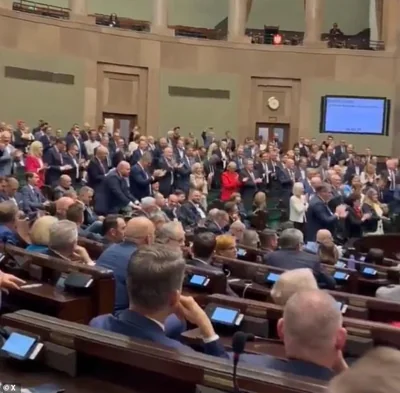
[25,141,46,188]
[221,162,241,201]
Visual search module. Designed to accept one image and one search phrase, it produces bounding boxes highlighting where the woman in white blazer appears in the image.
[290,182,308,234]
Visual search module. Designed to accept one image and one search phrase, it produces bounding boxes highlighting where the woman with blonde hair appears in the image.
[207,142,218,159]
[271,268,318,306]
[252,191,267,213]
[361,187,387,235]
[360,163,377,188]
[190,162,208,209]
[289,182,307,233]
[25,141,46,188]
[26,216,59,253]
[215,234,237,259]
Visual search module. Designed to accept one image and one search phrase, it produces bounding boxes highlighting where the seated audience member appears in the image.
[1,177,23,210]
[21,172,47,215]
[344,193,371,239]
[365,248,384,265]
[150,210,168,230]
[178,190,206,228]
[154,192,166,210]
[100,214,126,247]
[239,229,260,262]
[259,229,278,255]
[215,234,237,259]
[203,209,229,235]
[271,268,318,306]
[53,175,73,200]
[155,221,185,249]
[55,196,75,220]
[138,197,158,218]
[328,347,400,393]
[0,201,19,245]
[26,216,58,253]
[304,229,342,257]
[262,290,347,380]
[318,239,339,266]
[264,229,336,289]
[66,202,87,237]
[46,220,94,265]
[224,201,240,224]
[229,220,246,243]
[78,186,101,227]
[163,194,179,221]
[90,245,227,358]
[96,217,155,312]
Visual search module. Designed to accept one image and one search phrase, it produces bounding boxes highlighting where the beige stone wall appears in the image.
[0,9,397,156]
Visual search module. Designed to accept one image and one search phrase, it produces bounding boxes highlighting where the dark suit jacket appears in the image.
[20,185,46,214]
[277,167,294,192]
[112,150,128,168]
[328,188,344,212]
[157,157,176,197]
[239,169,258,211]
[43,147,64,186]
[203,220,224,235]
[306,196,338,242]
[66,135,88,160]
[344,207,364,239]
[87,158,107,193]
[129,163,154,201]
[175,155,191,194]
[104,172,136,214]
[130,149,145,166]
[90,310,227,358]
[178,201,205,228]
[361,203,380,233]
[63,153,81,186]
[319,153,337,167]
[264,249,336,289]
[39,134,52,153]
[344,164,363,184]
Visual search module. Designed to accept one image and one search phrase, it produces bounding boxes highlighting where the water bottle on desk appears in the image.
[348,255,356,270]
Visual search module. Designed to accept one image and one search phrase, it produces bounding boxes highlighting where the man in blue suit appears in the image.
[130,152,165,201]
[0,200,20,245]
[91,242,227,358]
[21,172,47,215]
[43,138,71,187]
[102,161,138,215]
[264,228,336,289]
[306,183,347,242]
[66,125,88,161]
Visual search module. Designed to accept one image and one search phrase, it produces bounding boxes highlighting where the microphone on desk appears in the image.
[232,331,255,393]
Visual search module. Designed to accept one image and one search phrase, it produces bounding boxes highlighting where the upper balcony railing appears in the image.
[10,1,386,51]
[13,0,69,19]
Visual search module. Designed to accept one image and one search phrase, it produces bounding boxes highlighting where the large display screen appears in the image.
[320,96,390,135]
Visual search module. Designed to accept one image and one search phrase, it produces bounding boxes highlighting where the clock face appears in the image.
[268,97,280,110]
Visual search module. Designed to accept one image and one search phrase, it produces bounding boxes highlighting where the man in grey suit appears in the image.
[263,228,336,289]
[21,172,48,215]
[0,131,15,176]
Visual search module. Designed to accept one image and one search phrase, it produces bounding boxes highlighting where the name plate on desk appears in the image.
[349,297,367,308]
[246,306,267,319]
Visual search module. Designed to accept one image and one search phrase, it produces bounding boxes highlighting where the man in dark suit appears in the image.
[223,130,236,152]
[112,137,129,168]
[66,125,88,161]
[157,147,178,198]
[306,183,348,242]
[92,241,227,358]
[244,290,347,380]
[203,209,229,235]
[175,149,191,195]
[102,161,138,215]
[328,173,345,212]
[319,145,336,167]
[43,138,71,186]
[130,152,165,201]
[334,140,347,159]
[255,152,271,194]
[63,143,81,187]
[264,228,336,289]
[1,177,24,212]
[204,155,221,202]
[21,172,47,215]
[239,159,261,211]
[278,158,296,206]
[178,189,206,228]
[295,158,308,183]
[130,139,148,166]
[87,146,108,196]
[344,155,363,184]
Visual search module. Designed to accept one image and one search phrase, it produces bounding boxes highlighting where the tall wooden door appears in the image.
[103,113,137,140]
[256,123,290,151]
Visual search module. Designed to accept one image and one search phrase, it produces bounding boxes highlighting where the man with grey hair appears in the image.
[229,220,245,243]
[150,210,168,229]
[139,196,159,218]
[204,209,229,235]
[90,244,227,358]
[46,220,93,265]
[264,228,336,289]
[239,158,262,211]
[53,175,74,200]
[155,221,185,248]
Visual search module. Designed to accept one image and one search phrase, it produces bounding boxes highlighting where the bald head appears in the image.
[278,290,346,362]
[96,145,108,160]
[316,229,333,243]
[56,197,75,219]
[125,217,155,245]
[117,161,130,177]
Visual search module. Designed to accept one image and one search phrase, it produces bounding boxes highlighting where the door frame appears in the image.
[256,122,290,151]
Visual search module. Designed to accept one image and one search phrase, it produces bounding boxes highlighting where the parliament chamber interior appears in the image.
[1,0,400,392]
